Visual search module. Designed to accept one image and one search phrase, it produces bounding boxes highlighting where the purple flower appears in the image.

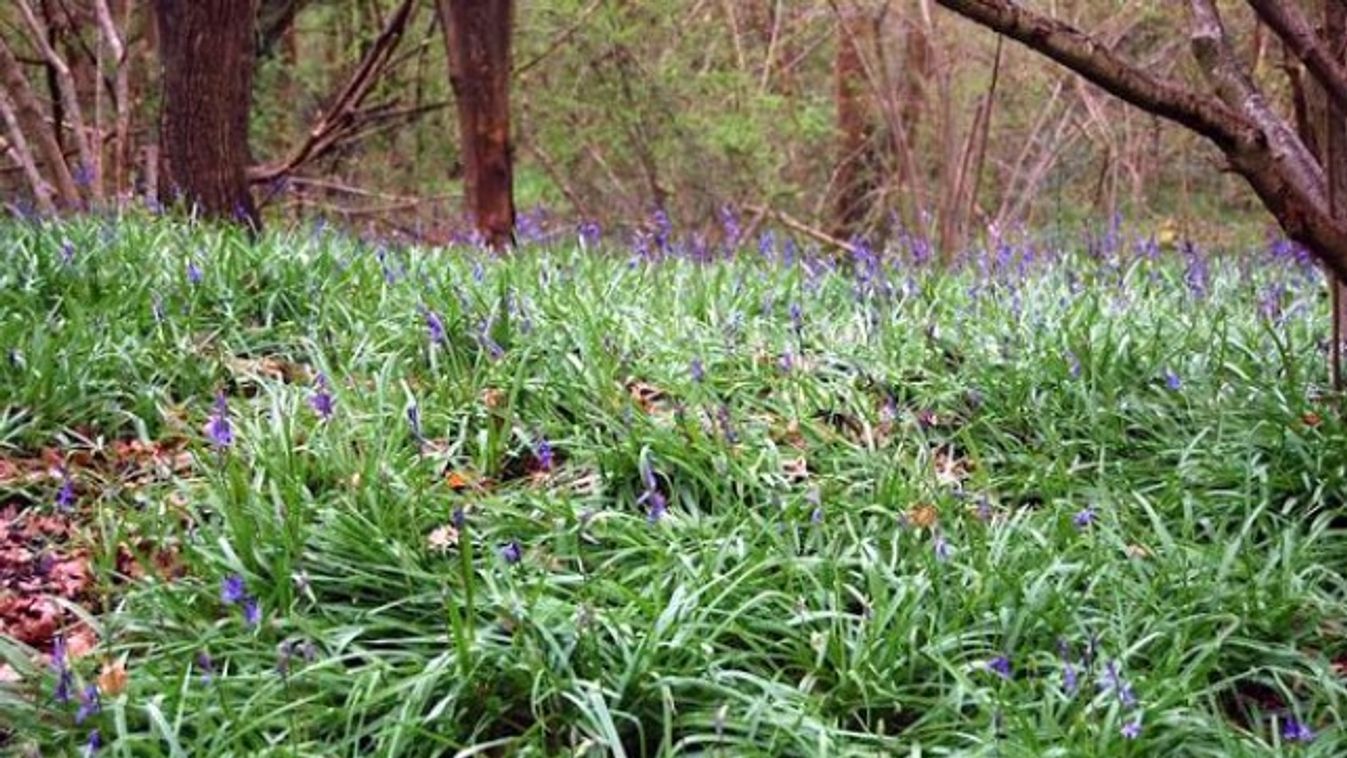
[690,358,705,384]
[1073,507,1096,529]
[778,352,794,373]
[221,574,247,605]
[60,238,75,265]
[500,540,523,564]
[51,635,73,703]
[1063,663,1079,695]
[717,405,738,445]
[196,651,215,684]
[933,535,952,561]
[1282,717,1315,743]
[1121,715,1142,740]
[643,490,668,523]
[83,728,101,757]
[1164,370,1182,391]
[187,260,203,285]
[1067,351,1082,378]
[988,656,1012,679]
[406,404,422,440]
[789,303,804,335]
[56,475,76,512]
[423,308,447,345]
[206,392,233,449]
[75,683,100,724]
[535,437,554,471]
[578,220,601,248]
[451,506,466,530]
[1101,661,1138,708]
[308,374,334,421]
[276,640,295,676]
[242,597,262,628]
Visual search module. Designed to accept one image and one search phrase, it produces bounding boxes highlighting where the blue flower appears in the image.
[535,437,555,471]
[205,393,233,449]
[187,260,203,285]
[987,656,1012,679]
[83,728,101,756]
[690,358,705,384]
[423,308,447,345]
[308,373,334,421]
[1164,370,1182,391]
[242,597,262,628]
[1073,507,1096,529]
[196,651,215,684]
[933,535,952,562]
[51,635,73,703]
[56,475,76,512]
[1120,715,1142,740]
[406,404,422,440]
[643,490,668,523]
[75,683,100,724]
[1282,717,1315,743]
[220,574,247,605]
[500,541,523,564]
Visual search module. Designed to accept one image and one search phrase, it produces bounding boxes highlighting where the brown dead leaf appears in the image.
[907,503,939,530]
[97,660,128,696]
[481,388,505,410]
[1124,543,1152,560]
[1302,411,1323,428]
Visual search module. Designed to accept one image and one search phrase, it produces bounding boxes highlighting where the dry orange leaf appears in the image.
[97,661,128,696]
[1302,411,1323,428]
[907,503,939,529]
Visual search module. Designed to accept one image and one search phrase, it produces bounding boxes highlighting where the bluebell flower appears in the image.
[789,303,803,335]
[1101,660,1138,708]
[60,238,75,265]
[205,392,233,449]
[187,260,203,285]
[51,635,73,703]
[987,656,1012,679]
[1282,717,1315,743]
[500,541,523,564]
[1164,370,1182,391]
[933,535,952,561]
[643,490,668,523]
[308,373,334,421]
[717,405,738,444]
[196,651,215,684]
[578,220,601,249]
[690,358,705,384]
[535,437,554,471]
[451,506,466,530]
[83,728,101,756]
[56,475,76,512]
[406,404,422,440]
[1073,507,1096,529]
[75,683,100,724]
[423,308,447,345]
[221,574,246,605]
[1120,715,1142,740]
[242,597,262,628]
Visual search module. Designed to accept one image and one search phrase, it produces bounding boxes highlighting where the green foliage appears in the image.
[1,216,1344,755]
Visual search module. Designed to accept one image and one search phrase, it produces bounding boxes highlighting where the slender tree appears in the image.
[153,0,260,229]
[437,0,516,250]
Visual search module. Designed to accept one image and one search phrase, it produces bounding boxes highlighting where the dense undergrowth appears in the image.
[1,215,1345,755]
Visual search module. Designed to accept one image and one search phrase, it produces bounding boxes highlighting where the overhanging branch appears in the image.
[1247,0,1347,116]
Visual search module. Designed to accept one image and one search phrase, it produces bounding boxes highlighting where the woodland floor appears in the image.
[1,216,1345,755]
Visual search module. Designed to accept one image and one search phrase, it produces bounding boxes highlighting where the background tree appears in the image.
[153,0,260,229]
[437,0,515,250]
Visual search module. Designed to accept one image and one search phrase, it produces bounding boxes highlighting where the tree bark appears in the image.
[832,10,870,239]
[153,0,260,230]
[437,0,516,250]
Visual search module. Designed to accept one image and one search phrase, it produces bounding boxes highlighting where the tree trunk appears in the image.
[153,0,260,230]
[0,34,81,209]
[1321,0,1347,390]
[832,10,870,240]
[437,0,515,250]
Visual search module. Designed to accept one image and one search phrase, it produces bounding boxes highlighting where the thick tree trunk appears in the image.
[1320,0,1347,389]
[153,0,259,230]
[437,0,515,250]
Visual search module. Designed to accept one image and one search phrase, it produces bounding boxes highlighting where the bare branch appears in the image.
[15,0,98,199]
[0,32,81,207]
[1246,0,1347,115]
[931,0,1252,149]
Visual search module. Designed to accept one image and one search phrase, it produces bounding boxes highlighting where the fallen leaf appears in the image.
[427,525,460,551]
[1302,411,1323,428]
[907,503,939,530]
[97,660,128,695]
